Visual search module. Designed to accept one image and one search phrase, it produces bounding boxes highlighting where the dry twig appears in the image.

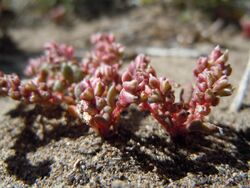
[230,51,250,112]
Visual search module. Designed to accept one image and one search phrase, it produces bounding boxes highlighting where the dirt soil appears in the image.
[0,4,250,187]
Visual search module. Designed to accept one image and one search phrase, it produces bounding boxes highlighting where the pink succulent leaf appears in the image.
[119,89,138,107]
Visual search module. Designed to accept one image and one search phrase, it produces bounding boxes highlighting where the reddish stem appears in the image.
[140,102,172,133]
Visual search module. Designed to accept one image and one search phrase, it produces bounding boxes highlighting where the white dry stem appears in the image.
[230,51,250,112]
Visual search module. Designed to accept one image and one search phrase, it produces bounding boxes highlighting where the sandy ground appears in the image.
[0,4,250,187]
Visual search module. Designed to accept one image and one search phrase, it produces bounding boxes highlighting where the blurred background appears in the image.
[0,0,250,75]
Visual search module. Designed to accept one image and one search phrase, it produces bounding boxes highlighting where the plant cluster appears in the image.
[0,33,233,137]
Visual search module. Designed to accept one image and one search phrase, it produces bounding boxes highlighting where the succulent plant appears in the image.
[0,33,233,138]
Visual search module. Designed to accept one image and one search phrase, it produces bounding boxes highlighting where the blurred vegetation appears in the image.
[73,0,128,20]
[35,0,74,13]
[169,0,246,23]
[0,0,248,33]
[0,0,15,36]
[1,0,248,23]
[0,0,249,53]
[34,0,131,20]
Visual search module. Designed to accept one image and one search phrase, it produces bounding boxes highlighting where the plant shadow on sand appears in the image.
[3,104,250,185]
[107,110,250,183]
[4,104,89,185]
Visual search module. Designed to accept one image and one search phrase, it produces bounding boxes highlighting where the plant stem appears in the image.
[230,50,250,112]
